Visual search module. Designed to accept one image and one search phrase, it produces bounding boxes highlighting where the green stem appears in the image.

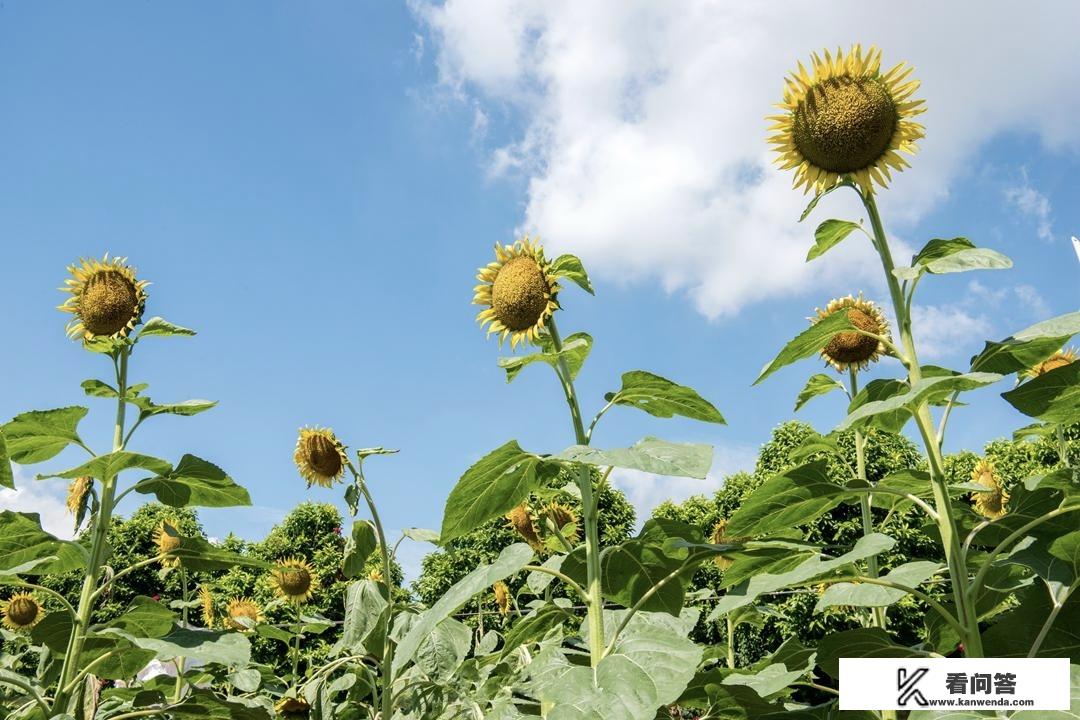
[548,318,606,666]
[858,191,982,657]
[1057,426,1071,468]
[849,368,887,631]
[174,568,190,702]
[291,600,301,680]
[53,346,130,713]
[522,565,589,603]
[726,616,736,669]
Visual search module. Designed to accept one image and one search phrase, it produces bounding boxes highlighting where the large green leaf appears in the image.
[837,372,1002,431]
[169,535,273,572]
[137,317,196,339]
[806,219,862,261]
[600,520,700,615]
[530,609,701,720]
[603,371,725,424]
[970,311,1080,374]
[38,451,172,481]
[755,311,856,385]
[498,332,592,383]
[31,611,74,652]
[554,437,713,479]
[794,373,845,412]
[0,511,86,575]
[342,520,377,579]
[415,617,472,681]
[1,406,88,464]
[101,595,176,638]
[131,397,217,418]
[440,441,559,542]
[549,253,594,295]
[335,578,388,656]
[1001,361,1080,425]
[909,237,1013,274]
[982,586,1079,661]
[727,461,849,536]
[815,628,931,678]
[707,533,895,620]
[125,624,252,666]
[0,430,12,489]
[815,561,942,611]
[394,543,533,672]
[81,635,158,679]
[133,454,250,507]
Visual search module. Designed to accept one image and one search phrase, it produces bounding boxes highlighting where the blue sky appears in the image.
[2,2,1078,578]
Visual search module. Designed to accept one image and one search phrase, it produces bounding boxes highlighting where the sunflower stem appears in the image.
[174,567,190,702]
[726,616,736,669]
[857,191,983,657]
[548,318,606,666]
[53,345,130,714]
[848,368,888,631]
[1057,426,1071,469]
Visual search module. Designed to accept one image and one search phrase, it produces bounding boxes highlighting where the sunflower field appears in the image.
[2,42,1078,720]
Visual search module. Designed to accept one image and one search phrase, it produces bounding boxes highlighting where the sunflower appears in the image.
[768,45,925,195]
[543,502,580,545]
[709,520,741,571]
[271,558,319,604]
[275,696,311,719]
[493,581,511,617]
[199,586,216,628]
[505,504,544,553]
[813,294,890,372]
[2,593,45,630]
[1025,348,1077,379]
[474,238,561,349]
[66,476,92,516]
[153,520,183,567]
[970,459,1009,520]
[59,255,149,341]
[294,427,348,488]
[367,568,384,584]
[224,597,262,631]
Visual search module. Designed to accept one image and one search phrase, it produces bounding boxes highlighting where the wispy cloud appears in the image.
[910,304,993,360]
[1004,169,1054,242]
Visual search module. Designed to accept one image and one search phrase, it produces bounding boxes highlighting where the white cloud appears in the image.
[610,443,756,521]
[910,304,992,360]
[0,468,76,540]
[1004,170,1054,242]
[413,1,1080,317]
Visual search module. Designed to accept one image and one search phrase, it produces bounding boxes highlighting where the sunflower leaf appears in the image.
[794,373,846,412]
[0,431,13,490]
[806,219,862,261]
[970,311,1080,374]
[799,184,844,222]
[133,454,250,508]
[37,450,173,481]
[1,406,89,464]
[726,461,851,536]
[0,510,87,575]
[837,372,1003,431]
[343,520,377,579]
[755,311,856,385]
[137,317,196,339]
[131,396,218,418]
[912,238,1012,274]
[1001,361,1080,425]
[549,254,594,295]
[499,332,592,383]
[553,437,713,479]
[604,371,725,424]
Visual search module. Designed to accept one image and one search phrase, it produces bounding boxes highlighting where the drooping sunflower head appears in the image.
[153,520,183,567]
[224,597,262,631]
[272,557,319,604]
[275,696,311,719]
[709,520,737,571]
[66,476,92,516]
[59,255,149,341]
[769,45,925,195]
[199,586,216,628]
[505,504,544,553]
[493,581,511,617]
[970,459,1009,520]
[294,427,348,488]
[1025,348,1077,379]
[813,294,891,372]
[474,238,561,349]
[2,593,45,630]
[543,502,580,546]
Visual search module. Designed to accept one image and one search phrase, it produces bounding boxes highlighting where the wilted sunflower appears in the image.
[294,427,348,488]
[543,502,580,545]
[493,581,511,617]
[2,593,45,630]
[813,295,890,372]
[474,238,561,349]
[505,504,544,553]
[709,520,741,571]
[275,696,311,719]
[271,558,319,604]
[199,586,216,628]
[224,597,262,631]
[1025,348,1077,379]
[153,520,183,567]
[59,255,149,340]
[970,459,1009,520]
[66,476,92,516]
[768,45,925,195]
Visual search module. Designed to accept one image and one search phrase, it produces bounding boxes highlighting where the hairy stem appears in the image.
[849,368,887,631]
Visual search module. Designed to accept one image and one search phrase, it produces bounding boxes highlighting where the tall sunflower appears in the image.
[813,294,890,372]
[271,558,319,604]
[2,592,45,630]
[970,459,1009,520]
[153,520,183,568]
[294,427,348,488]
[474,238,561,349]
[769,45,925,195]
[59,255,149,340]
[224,597,262,631]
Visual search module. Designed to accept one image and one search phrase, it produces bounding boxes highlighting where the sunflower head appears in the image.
[474,238,561,349]
[275,696,311,719]
[769,45,925,195]
[224,597,262,631]
[1026,348,1077,379]
[59,255,149,341]
[2,593,45,630]
[272,558,319,604]
[709,520,738,571]
[505,504,544,553]
[367,568,384,584]
[153,520,183,567]
[67,476,92,516]
[970,459,1009,520]
[543,502,580,546]
[294,427,348,488]
[493,581,511,617]
[199,586,216,628]
[813,294,890,372]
